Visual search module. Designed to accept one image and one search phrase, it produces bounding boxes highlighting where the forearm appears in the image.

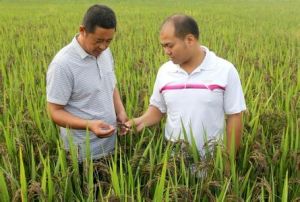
[226,112,243,156]
[48,102,116,137]
[134,106,163,130]
[48,106,89,129]
[113,88,126,115]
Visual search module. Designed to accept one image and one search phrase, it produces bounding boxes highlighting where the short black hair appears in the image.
[82,4,117,33]
[162,14,199,39]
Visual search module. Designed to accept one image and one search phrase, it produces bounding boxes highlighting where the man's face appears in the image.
[159,23,190,65]
[80,26,115,57]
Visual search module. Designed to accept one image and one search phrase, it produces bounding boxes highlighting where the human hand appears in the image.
[117,122,131,135]
[124,118,145,133]
[88,120,115,138]
[117,111,128,135]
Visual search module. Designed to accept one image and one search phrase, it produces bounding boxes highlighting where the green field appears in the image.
[0,0,299,201]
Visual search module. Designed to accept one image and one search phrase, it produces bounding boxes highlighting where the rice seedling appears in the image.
[0,0,299,200]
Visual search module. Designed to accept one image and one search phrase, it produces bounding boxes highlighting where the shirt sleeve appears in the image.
[108,48,117,86]
[46,62,73,105]
[224,66,246,114]
[149,70,167,113]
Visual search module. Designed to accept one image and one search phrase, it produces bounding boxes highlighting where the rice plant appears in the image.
[0,0,299,201]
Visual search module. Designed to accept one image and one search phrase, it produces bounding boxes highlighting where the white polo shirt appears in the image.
[150,46,246,153]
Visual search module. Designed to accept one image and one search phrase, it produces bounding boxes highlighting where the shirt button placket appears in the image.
[185,73,190,89]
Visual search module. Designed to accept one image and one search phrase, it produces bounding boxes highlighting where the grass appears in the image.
[0,0,299,201]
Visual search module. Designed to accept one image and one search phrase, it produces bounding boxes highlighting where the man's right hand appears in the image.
[47,102,115,137]
[123,106,164,134]
[124,118,145,133]
[88,120,115,138]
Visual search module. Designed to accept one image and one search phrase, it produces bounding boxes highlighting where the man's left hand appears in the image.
[117,111,128,135]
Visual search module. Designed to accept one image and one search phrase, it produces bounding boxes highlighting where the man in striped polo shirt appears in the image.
[47,5,127,161]
[127,15,246,161]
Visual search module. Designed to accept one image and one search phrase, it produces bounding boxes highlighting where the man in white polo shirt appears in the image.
[47,5,127,161]
[126,14,246,159]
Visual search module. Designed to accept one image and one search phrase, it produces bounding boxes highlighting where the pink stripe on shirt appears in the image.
[160,83,225,93]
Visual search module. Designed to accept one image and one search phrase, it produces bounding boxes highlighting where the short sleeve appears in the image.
[149,71,167,113]
[111,55,117,86]
[224,66,246,114]
[46,62,73,105]
[107,48,117,86]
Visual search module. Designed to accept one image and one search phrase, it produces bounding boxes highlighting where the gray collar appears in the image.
[71,34,91,59]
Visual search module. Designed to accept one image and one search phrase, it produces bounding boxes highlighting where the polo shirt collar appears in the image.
[168,45,217,74]
[71,35,91,59]
[170,64,183,73]
[193,46,217,72]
